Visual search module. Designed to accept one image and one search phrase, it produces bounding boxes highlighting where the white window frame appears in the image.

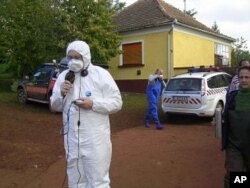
[119,40,144,66]
[214,43,229,66]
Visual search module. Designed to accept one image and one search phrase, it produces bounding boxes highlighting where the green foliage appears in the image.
[57,0,122,64]
[0,0,65,77]
[0,63,9,74]
[0,79,14,92]
[10,80,19,92]
[211,21,220,33]
[231,37,250,66]
[0,0,123,78]
[0,91,17,104]
[185,8,198,18]
[0,64,14,81]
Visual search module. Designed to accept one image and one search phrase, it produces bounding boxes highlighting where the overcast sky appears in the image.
[120,0,250,50]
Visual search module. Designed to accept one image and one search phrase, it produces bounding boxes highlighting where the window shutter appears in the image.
[122,42,142,65]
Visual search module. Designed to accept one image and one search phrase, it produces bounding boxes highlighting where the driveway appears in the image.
[0,102,225,188]
[25,123,224,188]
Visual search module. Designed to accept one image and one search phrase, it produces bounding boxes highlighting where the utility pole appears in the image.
[183,0,186,14]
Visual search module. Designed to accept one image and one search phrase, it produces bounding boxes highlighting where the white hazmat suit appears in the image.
[50,41,122,188]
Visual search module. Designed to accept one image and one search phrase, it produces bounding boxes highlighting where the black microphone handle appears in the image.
[65,70,75,84]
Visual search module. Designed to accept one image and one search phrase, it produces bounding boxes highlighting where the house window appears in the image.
[120,41,143,66]
[214,43,229,66]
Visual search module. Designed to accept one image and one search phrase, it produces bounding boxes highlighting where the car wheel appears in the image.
[17,88,28,104]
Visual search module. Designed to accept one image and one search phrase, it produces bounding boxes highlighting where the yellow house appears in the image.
[109,0,235,93]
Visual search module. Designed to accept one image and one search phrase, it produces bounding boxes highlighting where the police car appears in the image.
[161,69,231,118]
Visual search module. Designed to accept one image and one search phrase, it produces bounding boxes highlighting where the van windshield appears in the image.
[166,78,201,91]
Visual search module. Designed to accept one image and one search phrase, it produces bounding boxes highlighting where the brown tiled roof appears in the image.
[113,0,234,41]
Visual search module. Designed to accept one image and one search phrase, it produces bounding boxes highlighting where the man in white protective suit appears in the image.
[50,40,123,188]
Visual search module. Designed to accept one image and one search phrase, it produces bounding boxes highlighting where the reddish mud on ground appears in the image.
[0,102,225,188]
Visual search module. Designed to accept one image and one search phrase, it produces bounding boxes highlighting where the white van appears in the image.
[161,71,231,118]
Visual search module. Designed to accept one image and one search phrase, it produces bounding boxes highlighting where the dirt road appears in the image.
[0,102,225,188]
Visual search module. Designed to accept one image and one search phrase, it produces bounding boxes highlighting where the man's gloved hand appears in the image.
[73,98,93,109]
[60,80,72,96]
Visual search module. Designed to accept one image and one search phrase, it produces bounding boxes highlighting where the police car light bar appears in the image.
[188,66,221,74]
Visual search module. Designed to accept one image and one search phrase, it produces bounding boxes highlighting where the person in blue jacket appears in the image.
[145,68,166,130]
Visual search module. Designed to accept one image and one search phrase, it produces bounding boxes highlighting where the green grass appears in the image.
[121,92,147,109]
[0,90,54,114]
[0,91,147,106]
[0,90,147,116]
[0,91,150,133]
[0,91,18,103]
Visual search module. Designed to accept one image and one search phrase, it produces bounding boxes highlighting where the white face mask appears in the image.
[68,59,84,72]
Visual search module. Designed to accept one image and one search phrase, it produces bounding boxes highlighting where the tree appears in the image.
[231,37,250,66]
[108,0,125,11]
[56,0,123,65]
[0,0,64,77]
[0,0,124,78]
[185,8,198,18]
[211,21,220,33]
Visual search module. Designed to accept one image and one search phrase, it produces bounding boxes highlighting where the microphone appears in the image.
[62,71,75,98]
[65,70,75,84]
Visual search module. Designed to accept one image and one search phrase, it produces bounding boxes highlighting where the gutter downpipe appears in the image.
[167,29,172,80]
[167,20,176,80]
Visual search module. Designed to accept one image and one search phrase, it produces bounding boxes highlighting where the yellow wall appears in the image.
[172,30,214,69]
[109,32,168,80]
[109,29,232,81]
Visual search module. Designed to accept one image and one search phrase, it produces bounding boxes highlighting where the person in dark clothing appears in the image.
[228,59,249,93]
[222,65,250,188]
[145,68,166,130]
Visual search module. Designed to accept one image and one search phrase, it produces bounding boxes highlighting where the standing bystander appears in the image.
[145,68,166,130]
[222,65,250,188]
[228,59,249,94]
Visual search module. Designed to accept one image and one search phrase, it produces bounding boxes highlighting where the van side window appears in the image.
[208,75,230,88]
[33,68,52,82]
[207,77,217,88]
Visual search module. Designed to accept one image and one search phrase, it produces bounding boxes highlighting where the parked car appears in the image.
[161,70,232,119]
[17,60,68,111]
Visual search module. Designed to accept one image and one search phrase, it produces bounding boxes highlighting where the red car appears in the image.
[17,59,68,111]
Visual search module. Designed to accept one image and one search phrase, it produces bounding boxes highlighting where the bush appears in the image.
[0,66,17,92]
[0,79,14,92]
